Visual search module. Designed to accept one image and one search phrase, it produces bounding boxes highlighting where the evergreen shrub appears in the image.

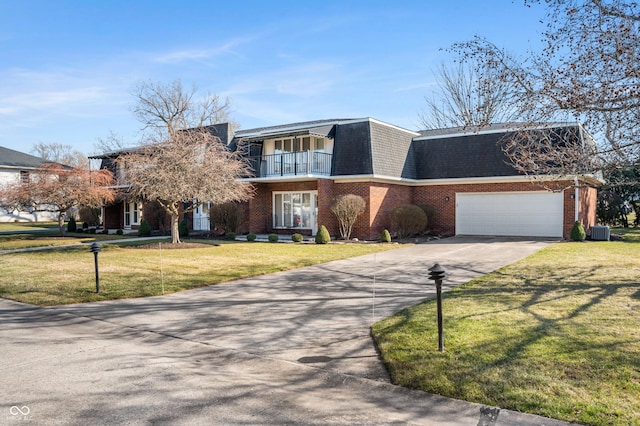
[138,220,151,237]
[315,225,331,244]
[570,221,586,241]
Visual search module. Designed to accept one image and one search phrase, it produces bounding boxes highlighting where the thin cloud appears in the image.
[153,37,253,64]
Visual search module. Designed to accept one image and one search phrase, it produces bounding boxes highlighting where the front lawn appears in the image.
[0,232,139,251]
[0,240,398,306]
[372,230,640,426]
[0,221,58,232]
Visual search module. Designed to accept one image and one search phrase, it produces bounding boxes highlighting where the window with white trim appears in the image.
[273,191,317,229]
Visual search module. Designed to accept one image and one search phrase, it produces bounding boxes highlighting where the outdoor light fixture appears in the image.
[428,263,446,352]
[89,242,102,293]
[445,196,450,201]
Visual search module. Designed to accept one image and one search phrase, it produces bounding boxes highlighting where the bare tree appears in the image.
[132,80,234,141]
[419,61,519,129]
[452,0,640,179]
[94,130,129,156]
[31,142,89,169]
[119,80,251,244]
[330,194,366,240]
[117,128,253,244]
[502,124,601,190]
[0,164,115,236]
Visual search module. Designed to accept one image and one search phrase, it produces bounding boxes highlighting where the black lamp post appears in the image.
[90,242,102,293]
[428,263,446,352]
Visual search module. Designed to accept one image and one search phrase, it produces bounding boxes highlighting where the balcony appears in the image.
[247,152,332,178]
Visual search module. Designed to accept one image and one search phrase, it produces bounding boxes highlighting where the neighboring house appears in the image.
[87,149,144,231]
[94,118,600,239]
[0,146,59,222]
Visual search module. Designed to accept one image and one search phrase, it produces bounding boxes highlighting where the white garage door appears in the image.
[456,192,564,237]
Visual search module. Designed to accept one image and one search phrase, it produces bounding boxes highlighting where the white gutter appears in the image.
[574,176,580,222]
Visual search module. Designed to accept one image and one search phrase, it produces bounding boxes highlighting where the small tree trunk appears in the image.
[171,214,181,244]
[58,212,65,237]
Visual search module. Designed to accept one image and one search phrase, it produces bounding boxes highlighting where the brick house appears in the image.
[94,118,600,239]
[230,118,599,239]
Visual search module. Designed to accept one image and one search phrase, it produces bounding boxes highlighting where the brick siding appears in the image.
[250,178,597,240]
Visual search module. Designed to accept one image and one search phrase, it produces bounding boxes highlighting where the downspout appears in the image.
[574,176,579,222]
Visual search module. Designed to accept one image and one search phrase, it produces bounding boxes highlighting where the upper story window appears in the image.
[269,136,329,156]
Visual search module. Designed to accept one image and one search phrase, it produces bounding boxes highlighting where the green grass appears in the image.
[0,240,398,306]
[0,221,60,232]
[0,232,138,250]
[372,230,640,426]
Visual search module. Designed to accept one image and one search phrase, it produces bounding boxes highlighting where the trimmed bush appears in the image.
[246,233,257,242]
[268,233,279,243]
[138,219,151,237]
[67,217,77,233]
[116,229,124,235]
[417,204,436,229]
[179,219,189,238]
[380,229,391,243]
[210,202,244,234]
[291,233,303,243]
[390,204,427,238]
[570,221,586,241]
[315,225,331,244]
[226,232,236,241]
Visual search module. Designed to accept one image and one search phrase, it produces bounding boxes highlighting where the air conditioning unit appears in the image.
[590,225,610,241]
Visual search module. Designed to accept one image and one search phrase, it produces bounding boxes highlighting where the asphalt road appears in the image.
[0,236,573,425]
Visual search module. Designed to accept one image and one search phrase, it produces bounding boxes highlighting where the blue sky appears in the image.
[0,1,547,155]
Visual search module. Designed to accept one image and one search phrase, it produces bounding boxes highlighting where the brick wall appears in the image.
[368,183,412,239]
[317,180,412,240]
[249,178,597,240]
[414,180,581,239]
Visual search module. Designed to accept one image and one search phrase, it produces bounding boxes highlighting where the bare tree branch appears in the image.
[117,129,253,244]
[419,60,521,129]
[452,0,640,181]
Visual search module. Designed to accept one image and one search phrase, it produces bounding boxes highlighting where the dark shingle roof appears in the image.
[0,146,50,168]
[413,132,518,179]
[413,124,583,179]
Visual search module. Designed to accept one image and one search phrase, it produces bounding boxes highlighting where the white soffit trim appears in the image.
[414,122,580,141]
[242,175,322,183]
[339,117,421,136]
[331,174,536,186]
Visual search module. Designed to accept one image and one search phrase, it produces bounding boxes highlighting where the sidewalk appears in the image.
[0,235,169,254]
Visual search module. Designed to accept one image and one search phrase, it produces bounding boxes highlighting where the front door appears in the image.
[124,202,141,229]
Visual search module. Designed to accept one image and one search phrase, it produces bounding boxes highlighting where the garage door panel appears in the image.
[456,192,563,237]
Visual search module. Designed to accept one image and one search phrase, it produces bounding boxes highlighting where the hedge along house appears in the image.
[92,118,600,239]
[226,118,600,240]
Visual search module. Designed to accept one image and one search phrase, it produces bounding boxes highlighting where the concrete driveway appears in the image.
[0,236,572,425]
